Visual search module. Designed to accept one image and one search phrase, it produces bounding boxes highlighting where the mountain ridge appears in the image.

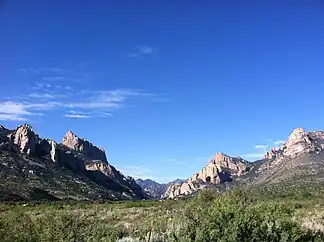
[135,178,185,199]
[0,123,145,201]
[2,124,324,202]
[164,127,324,198]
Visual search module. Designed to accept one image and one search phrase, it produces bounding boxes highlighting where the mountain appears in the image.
[0,124,145,201]
[135,179,166,199]
[136,178,186,199]
[164,153,249,198]
[164,128,324,198]
[3,124,324,202]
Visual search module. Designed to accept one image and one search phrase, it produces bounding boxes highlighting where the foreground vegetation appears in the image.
[1,187,324,241]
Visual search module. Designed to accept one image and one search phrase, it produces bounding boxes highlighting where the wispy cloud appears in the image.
[7,64,158,121]
[0,87,153,121]
[39,67,66,73]
[241,153,265,159]
[242,138,287,161]
[255,144,268,149]
[17,68,40,74]
[28,93,58,100]
[33,82,52,90]
[274,140,286,145]
[137,46,154,55]
[64,114,90,119]
[129,45,157,59]
[17,65,92,84]
[0,113,28,121]
[120,166,154,179]
[42,76,68,82]
[17,67,66,75]
[0,101,32,121]
[165,158,186,165]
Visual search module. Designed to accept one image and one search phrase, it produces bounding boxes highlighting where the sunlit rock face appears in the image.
[164,153,248,199]
[264,128,324,161]
[62,131,107,162]
[8,124,38,156]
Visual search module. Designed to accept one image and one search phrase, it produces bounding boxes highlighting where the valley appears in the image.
[2,124,324,241]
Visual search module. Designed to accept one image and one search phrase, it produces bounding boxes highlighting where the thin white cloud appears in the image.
[18,65,90,84]
[24,102,61,110]
[32,82,52,90]
[274,140,286,145]
[194,156,211,161]
[0,113,27,121]
[17,68,40,74]
[138,46,154,55]
[0,101,31,115]
[255,144,268,149]
[120,166,154,179]
[39,67,66,73]
[0,101,34,121]
[42,76,68,82]
[28,93,58,99]
[64,114,90,119]
[0,88,153,121]
[18,67,66,74]
[241,153,265,160]
[166,158,186,165]
[129,45,157,59]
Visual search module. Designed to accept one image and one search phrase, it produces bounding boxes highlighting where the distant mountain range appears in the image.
[2,124,324,202]
[136,178,184,199]
[0,124,145,201]
[163,128,324,198]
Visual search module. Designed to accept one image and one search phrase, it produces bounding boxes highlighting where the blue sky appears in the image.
[1,1,324,183]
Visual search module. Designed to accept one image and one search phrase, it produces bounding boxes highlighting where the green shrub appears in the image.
[170,189,324,242]
[1,188,324,241]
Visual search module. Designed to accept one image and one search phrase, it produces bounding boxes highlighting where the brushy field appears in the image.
[1,188,324,242]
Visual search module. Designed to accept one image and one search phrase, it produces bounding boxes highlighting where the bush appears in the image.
[1,188,324,241]
[170,189,324,242]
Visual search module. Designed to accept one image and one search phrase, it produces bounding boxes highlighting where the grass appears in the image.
[1,187,324,241]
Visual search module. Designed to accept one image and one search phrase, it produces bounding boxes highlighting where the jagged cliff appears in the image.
[250,128,324,185]
[62,131,107,162]
[164,153,248,198]
[0,124,145,201]
[164,128,324,199]
[3,124,324,201]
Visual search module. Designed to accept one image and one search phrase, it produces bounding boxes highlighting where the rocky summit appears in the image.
[164,153,248,198]
[164,128,324,199]
[0,124,145,201]
[62,130,107,162]
[2,124,324,202]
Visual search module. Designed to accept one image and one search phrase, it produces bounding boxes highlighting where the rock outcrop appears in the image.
[37,139,58,162]
[62,131,107,162]
[189,153,247,184]
[85,161,145,199]
[8,124,38,156]
[0,123,145,201]
[85,162,115,178]
[264,128,324,162]
[164,153,248,198]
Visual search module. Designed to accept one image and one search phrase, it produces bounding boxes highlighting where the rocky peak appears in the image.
[164,153,248,198]
[210,153,248,174]
[62,131,107,162]
[8,124,38,156]
[264,128,324,161]
[0,125,9,136]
